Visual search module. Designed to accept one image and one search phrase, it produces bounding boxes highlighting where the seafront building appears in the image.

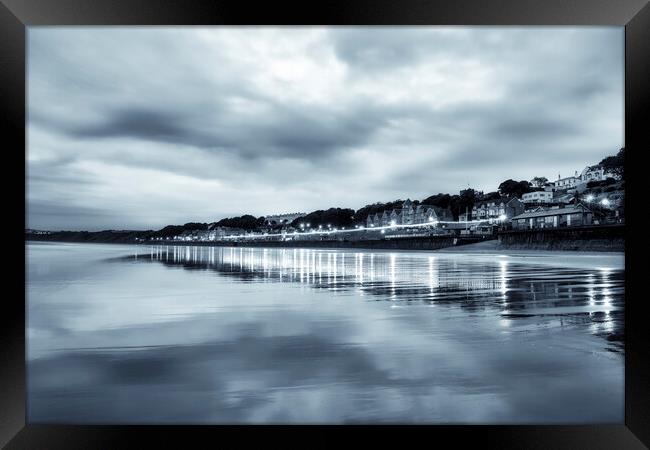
[467,197,525,222]
[175,226,247,241]
[365,200,453,228]
[510,204,593,230]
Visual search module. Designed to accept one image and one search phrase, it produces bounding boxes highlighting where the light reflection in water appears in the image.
[131,245,624,347]
[499,259,508,301]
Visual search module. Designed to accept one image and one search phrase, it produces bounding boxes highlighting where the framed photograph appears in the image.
[4,0,649,447]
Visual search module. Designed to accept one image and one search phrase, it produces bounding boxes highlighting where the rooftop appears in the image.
[511,205,590,220]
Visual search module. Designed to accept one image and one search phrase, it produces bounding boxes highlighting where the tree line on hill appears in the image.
[148,215,266,238]
[289,208,356,229]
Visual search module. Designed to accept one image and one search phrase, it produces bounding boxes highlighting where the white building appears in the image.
[521,191,554,204]
[552,172,580,189]
[579,165,621,183]
[550,165,620,192]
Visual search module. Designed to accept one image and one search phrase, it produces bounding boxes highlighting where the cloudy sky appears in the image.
[27,27,623,231]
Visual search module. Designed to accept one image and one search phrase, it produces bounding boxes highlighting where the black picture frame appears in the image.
[3,0,649,447]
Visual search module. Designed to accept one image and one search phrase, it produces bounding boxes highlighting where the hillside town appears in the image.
[136,149,624,244]
[26,149,624,246]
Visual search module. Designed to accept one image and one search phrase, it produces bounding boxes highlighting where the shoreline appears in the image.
[26,237,625,254]
[26,239,624,270]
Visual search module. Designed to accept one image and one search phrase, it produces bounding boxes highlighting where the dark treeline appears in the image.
[146,216,266,238]
[290,208,356,229]
[215,215,265,230]
[154,222,208,238]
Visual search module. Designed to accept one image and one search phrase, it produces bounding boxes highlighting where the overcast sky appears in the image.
[27,27,623,231]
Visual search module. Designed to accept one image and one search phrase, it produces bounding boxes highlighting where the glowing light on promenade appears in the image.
[190,216,494,240]
[165,218,496,242]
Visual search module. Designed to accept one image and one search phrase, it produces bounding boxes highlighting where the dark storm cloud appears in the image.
[27,27,623,230]
[32,86,389,162]
[74,108,191,142]
[60,102,388,160]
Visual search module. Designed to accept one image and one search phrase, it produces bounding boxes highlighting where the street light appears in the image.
[498,214,507,222]
[586,194,595,202]
[601,198,610,207]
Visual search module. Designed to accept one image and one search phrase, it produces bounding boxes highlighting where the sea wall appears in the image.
[146,236,487,251]
[497,225,625,251]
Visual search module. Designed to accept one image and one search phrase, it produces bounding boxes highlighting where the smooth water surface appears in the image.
[26,242,624,423]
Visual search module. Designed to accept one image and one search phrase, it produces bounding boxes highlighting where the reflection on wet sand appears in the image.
[27,243,624,424]
[132,245,624,348]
